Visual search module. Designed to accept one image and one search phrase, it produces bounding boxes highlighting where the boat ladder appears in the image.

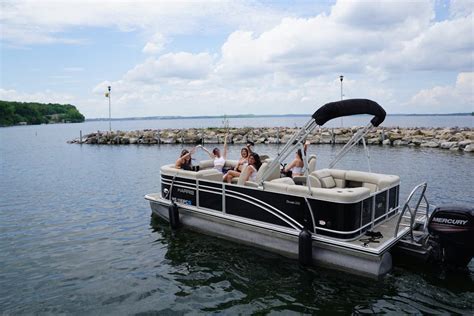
[394,182,431,242]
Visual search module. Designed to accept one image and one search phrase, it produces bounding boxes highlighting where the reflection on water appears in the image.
[0,122,473,314]
[150,216,473,314]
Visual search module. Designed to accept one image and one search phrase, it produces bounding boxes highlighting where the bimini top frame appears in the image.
[261,99,386,183]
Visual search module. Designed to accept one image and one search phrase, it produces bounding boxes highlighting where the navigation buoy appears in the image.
[298,229,312,266]
[168,202,180,229]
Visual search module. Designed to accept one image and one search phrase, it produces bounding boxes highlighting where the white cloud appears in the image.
[3,0,473,117]
[214,0,452,80]
[0,88,75,104]
[123,52,214,83]
[382,14,474,71]
[405,72,474,113]
[142,33,166,54]
[80,0,472,117]
[0,0,286,46]
[331,0,433,30]
[449,0,474,18]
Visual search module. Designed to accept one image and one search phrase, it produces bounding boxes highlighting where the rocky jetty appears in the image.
[68,127,474,152]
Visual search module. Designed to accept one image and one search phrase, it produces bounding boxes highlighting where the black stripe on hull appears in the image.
[160,176,400,240]
[225,185,312,230]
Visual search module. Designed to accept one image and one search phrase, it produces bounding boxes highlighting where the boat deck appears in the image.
[314,207,429,256]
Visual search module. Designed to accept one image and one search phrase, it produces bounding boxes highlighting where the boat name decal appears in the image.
[172,197,192,205]
[177,188,195,196]
[286,200,301,206]
[431,217,468,225]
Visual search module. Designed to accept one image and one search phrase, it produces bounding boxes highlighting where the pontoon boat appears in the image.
[145,99,473,277]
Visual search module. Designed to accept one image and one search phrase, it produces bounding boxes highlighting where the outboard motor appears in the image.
[427,205,474,266]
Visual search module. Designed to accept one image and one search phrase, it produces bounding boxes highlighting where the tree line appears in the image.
[0,100,85,126]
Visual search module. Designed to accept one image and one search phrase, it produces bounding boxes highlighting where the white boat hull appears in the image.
[147,194,393,277]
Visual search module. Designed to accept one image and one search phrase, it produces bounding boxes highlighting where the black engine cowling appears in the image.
[427,205,474,266]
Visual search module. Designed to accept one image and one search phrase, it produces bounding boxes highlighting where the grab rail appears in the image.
[394,182,430,239]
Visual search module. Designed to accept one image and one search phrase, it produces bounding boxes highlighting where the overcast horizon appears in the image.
[1,0,473,118]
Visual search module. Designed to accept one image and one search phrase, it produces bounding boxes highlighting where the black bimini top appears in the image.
[312,99,386,127]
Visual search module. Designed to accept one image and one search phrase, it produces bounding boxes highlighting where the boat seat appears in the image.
[307,155,317,173]
[199,159,238,170]
[287,185,311,196]
[344,170,400,192]
[270,177,295,185]
[237,160,280,187]
[263,177,295,194]
[311,169,400,193]
[312,169,337,188]
[262,179,371,203]
[311,187,371,203]
[237,165,253,186]
[160,164,223,182]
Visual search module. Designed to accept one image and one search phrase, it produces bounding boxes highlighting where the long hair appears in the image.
[180,149,192,169]
[241,147,249,158]
[250,153,262,170]
[296,149,303,160]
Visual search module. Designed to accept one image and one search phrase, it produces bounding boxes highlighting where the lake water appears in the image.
[1,117,473,314]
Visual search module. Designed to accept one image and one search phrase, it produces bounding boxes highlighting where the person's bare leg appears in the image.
[226,170,240,183]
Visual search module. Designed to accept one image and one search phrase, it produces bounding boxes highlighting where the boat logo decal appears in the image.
[286,200,301,206]
[172,197,192,205]
[431,217,468,226]
[177,188,195,196]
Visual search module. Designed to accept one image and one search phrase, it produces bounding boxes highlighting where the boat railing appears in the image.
[394,182,430,240]
[261,118,318,183]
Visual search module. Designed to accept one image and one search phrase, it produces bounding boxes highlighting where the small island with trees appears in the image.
[0,100,85,127]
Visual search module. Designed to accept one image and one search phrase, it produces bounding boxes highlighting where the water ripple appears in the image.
[0,124,472,314]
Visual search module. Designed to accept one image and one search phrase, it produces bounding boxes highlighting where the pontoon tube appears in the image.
[312,99,386,127]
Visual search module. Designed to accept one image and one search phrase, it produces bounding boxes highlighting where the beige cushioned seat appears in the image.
[199,159,237,170]
[310,169,400,193]
[307,155,317,173]
[311,187,371,203]
[236,160,280,187]
[344,170,400,193]
[313,169,337,188]
[262,178,370,203]
[270,177,295,185]
[263,181,290,194]
[160,164,222,181]
[237,165,252,186]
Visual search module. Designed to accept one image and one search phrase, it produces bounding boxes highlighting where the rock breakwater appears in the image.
[68,127,474,152]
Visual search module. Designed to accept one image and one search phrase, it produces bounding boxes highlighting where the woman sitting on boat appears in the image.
[243,153,262,182]
[283,141,310,177]
[199,136,228,173]
[175,147,196,170]
[223,144,252,183]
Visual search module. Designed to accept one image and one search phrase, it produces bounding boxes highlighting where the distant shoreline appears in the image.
[68,126,474,153]
[86,112,473,122]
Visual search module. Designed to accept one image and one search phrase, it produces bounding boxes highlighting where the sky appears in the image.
[0,0,473,118]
